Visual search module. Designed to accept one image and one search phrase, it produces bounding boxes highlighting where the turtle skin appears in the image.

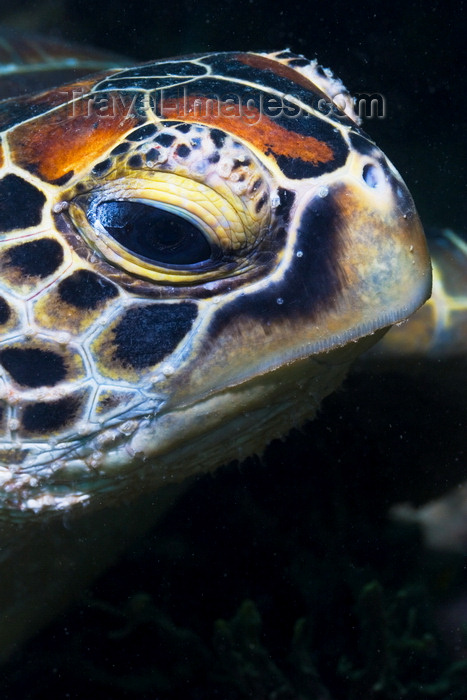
[0,32,431,658]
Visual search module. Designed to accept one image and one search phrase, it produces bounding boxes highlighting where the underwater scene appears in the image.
[0,0,465,697]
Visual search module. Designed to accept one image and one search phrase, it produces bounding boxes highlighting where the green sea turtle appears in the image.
[0,30,462,660]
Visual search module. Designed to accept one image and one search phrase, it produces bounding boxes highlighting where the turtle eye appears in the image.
[92,200,214,266]
[65,168,272,285]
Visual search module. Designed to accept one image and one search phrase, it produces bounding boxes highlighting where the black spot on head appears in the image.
[98,394,121,411]
[154,133,176,147]
[6,238,64,278]
[349,132,377,156]
[275,188,296,219]
[0,297,11,325]
[113,302,198,369]
[209,187,344,335]
[315,65,327,78]
[58,270,118,310]
[127,124,158,141]
[22,396,80,433]
[0,174,46,232]
[50,171,74,186]
[128,154,143,168]
[210,129,226,149]
[175,123,192,134]
[91,159,112,176]
[208,152,220,164]
[175,144,191,158]
[273,147,347,179]
[145,148,159,162]
[111,142,131,156]
[0,348,67,387]
[265,115,349,179]
[232,158,251,169]
[269,190,345,312]
[288,58,311,67]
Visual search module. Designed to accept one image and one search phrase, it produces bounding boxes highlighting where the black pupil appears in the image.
[95,200,212,265]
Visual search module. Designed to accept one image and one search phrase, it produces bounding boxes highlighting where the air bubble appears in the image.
[318,186,329,198]
[296,250,303,258]
[276,297,284,305]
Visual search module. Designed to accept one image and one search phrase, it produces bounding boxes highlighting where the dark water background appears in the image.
[0,1,466,698]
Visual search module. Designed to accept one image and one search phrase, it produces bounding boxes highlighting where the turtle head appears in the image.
[0,50,430,514]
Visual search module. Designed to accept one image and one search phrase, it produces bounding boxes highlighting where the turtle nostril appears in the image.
[362,162,382,189]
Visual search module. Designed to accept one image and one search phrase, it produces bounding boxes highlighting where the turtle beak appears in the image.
[296,153,432,352]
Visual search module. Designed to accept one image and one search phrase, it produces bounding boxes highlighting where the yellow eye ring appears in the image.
[67,172,265,284]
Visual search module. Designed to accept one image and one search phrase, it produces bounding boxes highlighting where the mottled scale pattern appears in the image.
[0,48,430,514]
